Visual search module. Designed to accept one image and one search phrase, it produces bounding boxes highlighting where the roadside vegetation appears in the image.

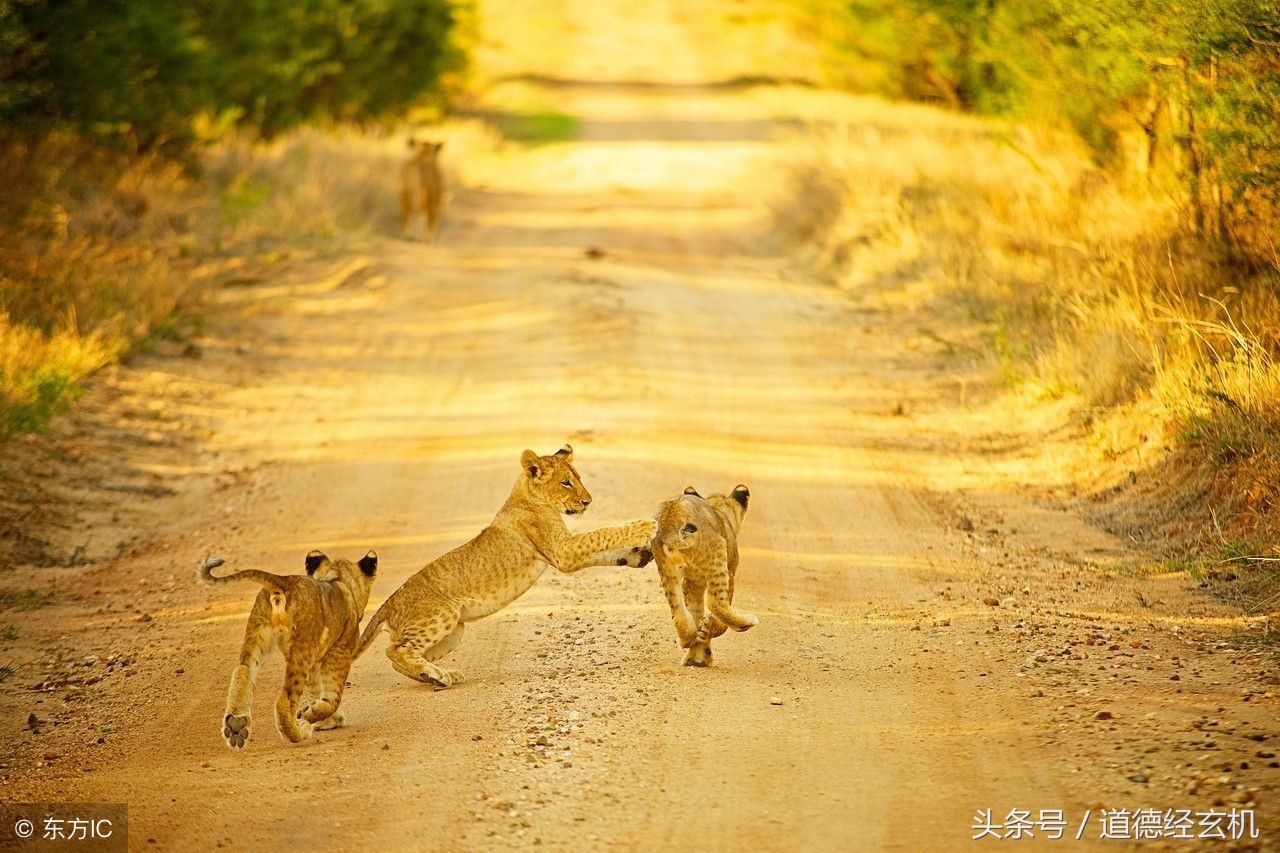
[780,1,1280,594]
[0,0,468,438]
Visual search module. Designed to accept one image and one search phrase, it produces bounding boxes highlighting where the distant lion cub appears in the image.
[651,485,756,667]
[198,550,378,749]
[400,137,445,241]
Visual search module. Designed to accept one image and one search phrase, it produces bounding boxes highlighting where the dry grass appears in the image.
[774,97,1280,602]
[0,120,496,439]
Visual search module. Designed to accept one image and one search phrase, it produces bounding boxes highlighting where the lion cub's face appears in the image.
[407,137,443,163]
[520,445,592,516]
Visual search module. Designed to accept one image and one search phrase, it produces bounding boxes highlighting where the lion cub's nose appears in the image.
[581,497,592,506]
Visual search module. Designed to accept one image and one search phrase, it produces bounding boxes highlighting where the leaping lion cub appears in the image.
[357,445,654,686]
[651,485,757,667]
[198,550,378,748]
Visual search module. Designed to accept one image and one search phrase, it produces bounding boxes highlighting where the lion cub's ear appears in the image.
[305,550,327,575]
[521,449,545,480]
[553,443,573,461]
[730,485,750,509]
[358,550,378,577]
[683,486,701,497]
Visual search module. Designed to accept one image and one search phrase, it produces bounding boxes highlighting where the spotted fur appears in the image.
[356,445,655,686]
[198,550,378,748]
[651,484,755,667]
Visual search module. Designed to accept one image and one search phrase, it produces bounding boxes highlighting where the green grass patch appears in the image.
[0,624,16,641]
[0,588,53,612]
[490,109,579,145]
[219,176,271,226]
[0,367,83,441]
[0,663,12,684]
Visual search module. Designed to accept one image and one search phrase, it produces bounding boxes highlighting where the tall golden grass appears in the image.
[0,122,493,438]
[776,98,1280,564]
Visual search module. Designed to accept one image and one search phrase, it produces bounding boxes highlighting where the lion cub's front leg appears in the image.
[554,519,657,573]
[658,557,698,648]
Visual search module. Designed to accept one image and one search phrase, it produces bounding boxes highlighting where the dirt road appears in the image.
[2,0,1277,849]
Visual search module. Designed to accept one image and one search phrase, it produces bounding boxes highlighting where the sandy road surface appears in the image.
[2,0,1278,849]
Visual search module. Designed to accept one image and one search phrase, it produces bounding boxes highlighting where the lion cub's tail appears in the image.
[354,602,389,659]
[197,555,289,593]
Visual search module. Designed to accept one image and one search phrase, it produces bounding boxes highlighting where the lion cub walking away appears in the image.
[356,445,655,687]
[651,485,756,667]
[400,137,445,241]
[198,550,378,749]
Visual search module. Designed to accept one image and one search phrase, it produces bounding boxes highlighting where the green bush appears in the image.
[814,0,1280,260]
[0,0,466,147]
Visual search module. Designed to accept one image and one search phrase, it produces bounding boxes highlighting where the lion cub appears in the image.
[651,485,756,667]
[400,137,445,241]
[198,550,378,749]
[356,445,655,686]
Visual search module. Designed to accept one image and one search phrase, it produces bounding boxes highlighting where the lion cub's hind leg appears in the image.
[223,622,274,749]
[300,647,353,731]
[705,543,758,632]
[275,647,319,744]
[400,181,417,238]
[386,611,466,688]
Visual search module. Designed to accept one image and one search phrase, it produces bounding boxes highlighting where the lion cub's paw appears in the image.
[682,645,713,667]
[313,708,347,731]
[735,613,760,632]
[223,713,250,749]
[419,667,463,689]
[615,546,654,568]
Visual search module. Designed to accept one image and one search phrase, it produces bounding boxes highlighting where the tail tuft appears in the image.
[198,555,228,586]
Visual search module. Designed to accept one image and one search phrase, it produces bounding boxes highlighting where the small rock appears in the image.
[982,597,1000,607]
[1127,774,1149,783]
[1095,711,1114,721]
[770,696,783,706]
[137,613,153,623]
[472,734,483,741]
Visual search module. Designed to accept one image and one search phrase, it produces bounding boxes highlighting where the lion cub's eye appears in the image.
[560,480,573,488]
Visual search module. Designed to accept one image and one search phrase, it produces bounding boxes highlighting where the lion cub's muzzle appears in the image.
[564,497,591,515]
